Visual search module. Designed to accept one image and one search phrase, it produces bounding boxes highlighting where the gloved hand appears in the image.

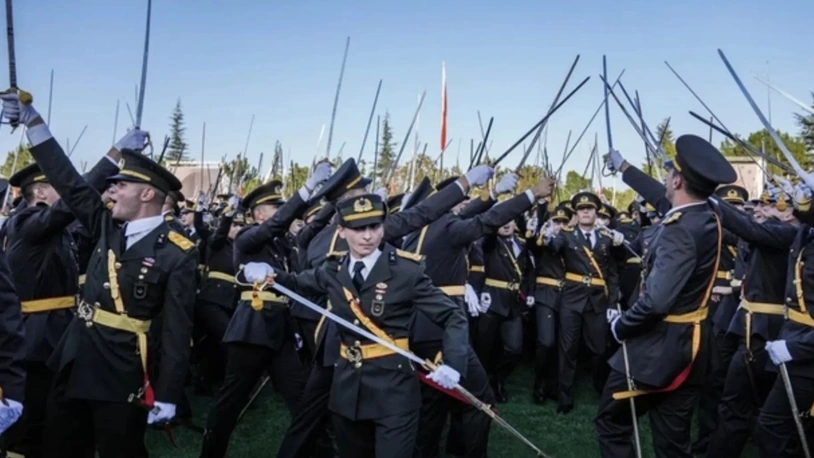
[712,286,733,296]
[304,161,332,193]
[543,220,558,240]
[794,183,813,210]
[606,308,621,324]
[799,171,814,193]
[0,92,40,127]
[114,129,149,153]
[610,316,623,343]
[494,172,518,196]
[464,284,480,317]
[243,262,274,283]
[608,229,624,246]
[773,175,795,197]
[147,401,176,425]
[228,195,241,209]
[374,187,388,200]
[464,165,495,188]
[427,364,461,389]
[0,399,23,436]
[196,193,209,212]
[478,292,491,314]
[526,296,535,308]
[605,149,625,173]
[766,340,792,365]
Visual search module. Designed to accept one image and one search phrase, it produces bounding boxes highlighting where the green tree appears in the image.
[167,99,188,162]
[794,92,814,151]
[719,129,809,175]
[223,155,258,195]
[375,113,397,186]
[2,144,33,178]
[641,118,676,177]
[287,161,309,193]
[555,170,591,202]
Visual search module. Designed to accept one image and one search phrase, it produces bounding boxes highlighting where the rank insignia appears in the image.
[371,299,385,317]
[134,281,147,300]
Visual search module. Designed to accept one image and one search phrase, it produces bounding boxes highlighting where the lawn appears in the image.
[147,363,757,457]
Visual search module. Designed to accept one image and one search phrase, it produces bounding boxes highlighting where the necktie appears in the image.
[352,261,365,291]
[120,223,129,252]
[585,232,593,248]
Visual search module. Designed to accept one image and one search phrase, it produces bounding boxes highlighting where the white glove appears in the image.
[606,308,621,323]
[794,183,813,210]
[0,399,23,436]
[712,286,733,296]
[304,161,332,193]
[147,401,176,424]
[374,187,388,200]
[196,193,209,212]
[544,221,558,240]
[228,195,241,209]
[464,284,480,317]
[526,296,534,308]
[766,340,793,365]
[427,364,461,389]
[494,172,519,195]
[0,92,39,126]
[606,149,624,172]
[478,292,491,314]
[114,129,149,152]
[773,175,795,197]
[609,229,624,246]
[464,165,495,188]
[799,171,814,193]
[243,262,274,283]
[294,333,304,350]
[610,316,623,343]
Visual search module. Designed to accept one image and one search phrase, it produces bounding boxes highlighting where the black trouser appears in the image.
[3,361,52,458]
[534,303,558,394]
[756,370,814,458]
[596,370,701,458]
[195,300,233,385]
[333,409,419,458]
[559,305,606,403]
[42,393,148,458]
[475,311,522,382]
[413,341,493,458]
[707,339,776,457]
[199,341,306,458]
[293,318,319,363]
[693,328,738,452]
[276,364,335,458]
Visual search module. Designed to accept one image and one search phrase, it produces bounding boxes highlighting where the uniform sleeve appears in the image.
[615,224,696,340]
[622,165,671,216]
[714,197,796,250]
[27,138,110,240]
[235,192,307,253]
[208,213,233,252]
[384,182,466,241]
[411,261,469,376]
[457,195,495,219]
[273,263,330,298]
[296,203,335,249]
[444,191,534,246]
[0,256,25,402]
[193,211,211,242]
[606,243,621,304]
[155,249,198,403]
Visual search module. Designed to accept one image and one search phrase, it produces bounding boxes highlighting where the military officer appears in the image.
[251,193,469,458]
[0,224,26,449]
[200,168,330,458]
[0,93,199,457]
[542,190,622,413]
[596,135,737,458]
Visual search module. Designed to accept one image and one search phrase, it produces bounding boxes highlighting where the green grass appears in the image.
[147,363,757,457]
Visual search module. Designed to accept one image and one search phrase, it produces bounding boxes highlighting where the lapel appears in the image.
[337,256,358,297]
[361,246,393,293]
[591,230,602,254]
[110,226,124,258]
[119,225,161,261]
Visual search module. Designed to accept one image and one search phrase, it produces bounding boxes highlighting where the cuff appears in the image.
[524,189,534,204]
[611,316,623,343]
[26,123,54,147]
[455,181,465,193]
[298,186,310,202]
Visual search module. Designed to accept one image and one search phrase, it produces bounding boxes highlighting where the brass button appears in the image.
[354,341,361,347]
[353,319,360,326]
[85,322,93,328]
[354,362,362,369]
[115,262,122,269]
[102,282,110,289]
[138,275,144,280]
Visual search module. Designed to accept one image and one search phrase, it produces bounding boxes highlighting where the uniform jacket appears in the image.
[197,212,237,310]
[527,205,564,310]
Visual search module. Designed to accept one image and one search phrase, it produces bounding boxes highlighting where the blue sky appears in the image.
[3,0,812,184]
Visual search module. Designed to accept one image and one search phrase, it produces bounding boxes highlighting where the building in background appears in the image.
[171,161,223,199]
[728,156,765,199]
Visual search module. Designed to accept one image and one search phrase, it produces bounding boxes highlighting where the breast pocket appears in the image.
[119,263,166,307]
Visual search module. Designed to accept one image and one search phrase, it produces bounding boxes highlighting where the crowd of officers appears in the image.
[0,89,811,458]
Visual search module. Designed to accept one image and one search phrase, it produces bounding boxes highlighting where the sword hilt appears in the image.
[2,87,31,131]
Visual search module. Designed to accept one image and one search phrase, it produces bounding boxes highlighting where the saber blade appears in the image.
[135,0,152,128]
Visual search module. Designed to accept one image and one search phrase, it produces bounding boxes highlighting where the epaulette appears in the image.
[516,238,526,245]
[326,250,348,259]
[396,249,424,263]
[562,226,574,232]
[164,214,175,222]
[663,212,682,225]
[168,231,195,251]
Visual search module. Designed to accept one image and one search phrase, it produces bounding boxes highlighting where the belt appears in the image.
[78,303,151,378]
[240,290,287,305]
[21,296,75,314]
[626,258,641,264]
[716,270,732,280]
[340,337,409,366]
[78,274,87,286]
[564,272,605,287]
[469,265,484,273]
[438,285,465,297]
[741,299,784,351]
[787,308,814,328]
[535,276,563,288]
[207,271,235,283]
[663,307,709,324]
[484,278,520,291]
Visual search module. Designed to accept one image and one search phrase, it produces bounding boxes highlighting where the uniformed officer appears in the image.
[528,202,571,404]
[252,193,469,458]
[200,169,330,458]
[275,158,493,458]
[596,135,736,458]
[0,93,199,457]
[0,216,26,449]
[542,190,622,413]
[2,133,128,456]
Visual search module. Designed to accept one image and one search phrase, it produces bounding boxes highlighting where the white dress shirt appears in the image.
[581,229,597,248]
[348,249,382,281]
[123,215,164,250]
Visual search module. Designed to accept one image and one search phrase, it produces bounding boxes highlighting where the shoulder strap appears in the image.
[342,287,396,344]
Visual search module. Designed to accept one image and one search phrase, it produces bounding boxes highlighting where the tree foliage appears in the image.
[1,144,33,178]
[375,113,396,187]
[167,99,188,162]
[719,129,809,175]
[795,92,814,152]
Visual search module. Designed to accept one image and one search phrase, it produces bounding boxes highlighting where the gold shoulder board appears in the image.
[327,250,348,259]
[168,231,194,251]
[663,212,682,225]
[164,215,174,222]
[396,249,424,263]
[562,226,575,232]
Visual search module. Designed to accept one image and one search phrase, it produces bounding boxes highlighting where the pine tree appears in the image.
[1,144,33,178]
[167,99,188,162]
[375,113,396,186]
[795,92,814,151]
